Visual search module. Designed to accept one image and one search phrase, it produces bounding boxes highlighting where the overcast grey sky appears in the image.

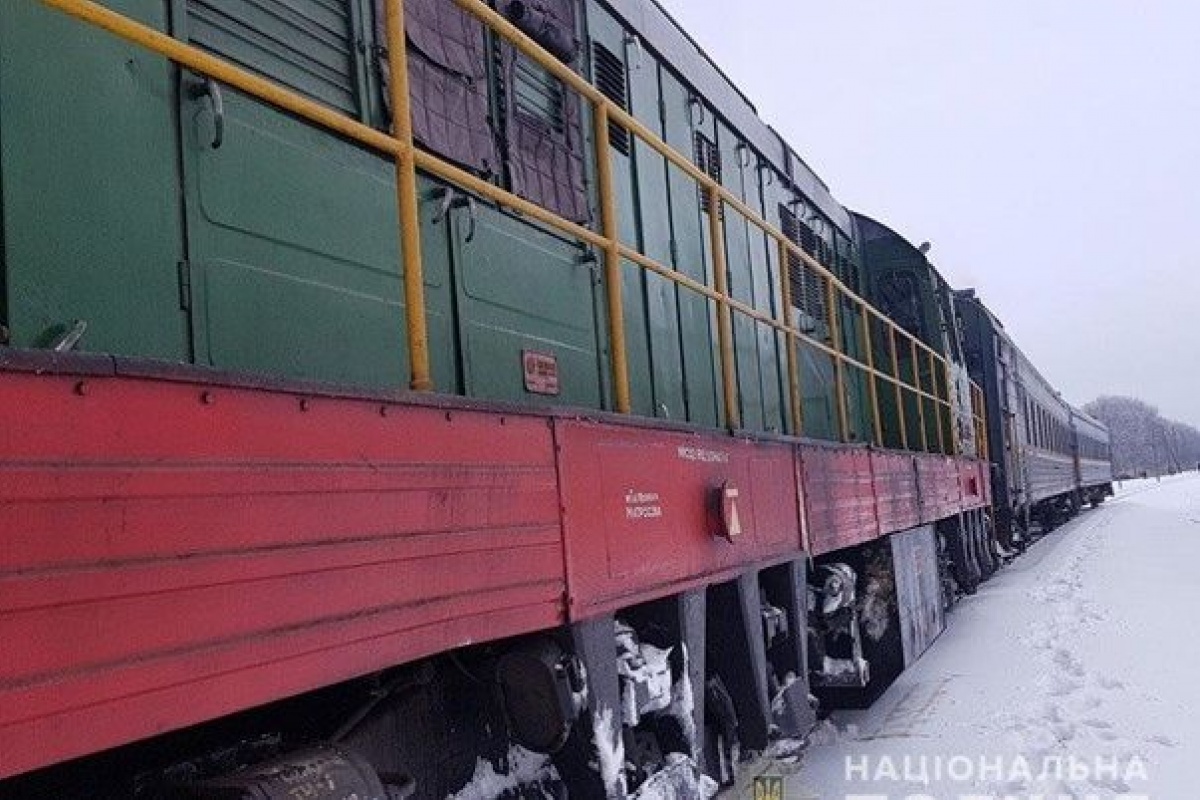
[658,0,1200,426]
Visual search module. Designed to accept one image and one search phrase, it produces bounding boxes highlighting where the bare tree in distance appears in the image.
[1084,395,1200,478]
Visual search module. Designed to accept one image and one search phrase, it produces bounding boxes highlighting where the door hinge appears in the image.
[177,260,192,311]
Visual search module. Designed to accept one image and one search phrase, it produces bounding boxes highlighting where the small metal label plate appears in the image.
[522,350,560,396]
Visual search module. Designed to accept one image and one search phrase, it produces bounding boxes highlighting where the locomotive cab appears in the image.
[852,213,979,458]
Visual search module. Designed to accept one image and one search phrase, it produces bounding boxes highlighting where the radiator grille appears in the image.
[186,0,359,115]
[591,42,630,156]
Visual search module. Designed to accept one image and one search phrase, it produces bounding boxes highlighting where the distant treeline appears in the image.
[1084,396,1200,478]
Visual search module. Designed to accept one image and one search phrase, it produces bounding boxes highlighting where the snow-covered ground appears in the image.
[775,473,1200,800]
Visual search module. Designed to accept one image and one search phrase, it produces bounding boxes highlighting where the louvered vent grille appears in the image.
[187,0,358,114]
[693,131,721,211]
[513,55,566,132]
[591,42,630,155]
[779,204,828,330]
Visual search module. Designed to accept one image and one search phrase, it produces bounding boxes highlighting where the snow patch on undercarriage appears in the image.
[666,644,697,752]
[593,705,627,797]
[629,754,717,800]
[446,745,558,800]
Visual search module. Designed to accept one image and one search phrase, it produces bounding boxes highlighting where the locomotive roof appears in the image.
[600,0,852,235]
[851,211,955,291]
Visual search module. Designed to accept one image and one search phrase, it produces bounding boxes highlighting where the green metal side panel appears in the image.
[0,0,187,358]
[836,299,871,442]
[587,6,652,416]
[181,86,457,391]
[451,205,601,408]
[799,340,837,441]
[899,350,925,450]
[611,124,655,416]
[716,120,764,432]
[839,233,874,441]
[876,366,904,449]
[660,72,719,427]
[844,364,871,443]
[765,178,799,435]
[747,162,784,433]
[629,57,686,421]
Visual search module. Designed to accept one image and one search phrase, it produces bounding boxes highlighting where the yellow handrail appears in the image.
[825,276,850,441]
[859,306,883,446]
[889,326,910,450]
[41,0,988,454]
[707,190,739,430]
[592,105,632,414]
[382,0,431,392]
[777,239,803,436]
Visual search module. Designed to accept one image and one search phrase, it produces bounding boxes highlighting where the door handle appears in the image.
[431,188,477,243]
[461,196,477,244]
[189,77,225,150]
[432,186,455,225]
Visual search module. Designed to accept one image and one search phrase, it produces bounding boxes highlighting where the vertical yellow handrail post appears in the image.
[385,0,432,392]
[911,338,928,451]
[975,384,990,461]
[982,407,990,460]
[971,386,979,458]
[825,277,850,442]
[777,239,803,436]
[973,388,979,456]
[981,387,989,460]
[940,356,960,457]
[859,303,883,447]
[928,350,946,454]
[593,104,631,414]
[888,326,909,450]
[707,186,740,430]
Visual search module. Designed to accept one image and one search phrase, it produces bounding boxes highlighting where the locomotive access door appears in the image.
[170,0,459,391]
[446,201,604,410]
